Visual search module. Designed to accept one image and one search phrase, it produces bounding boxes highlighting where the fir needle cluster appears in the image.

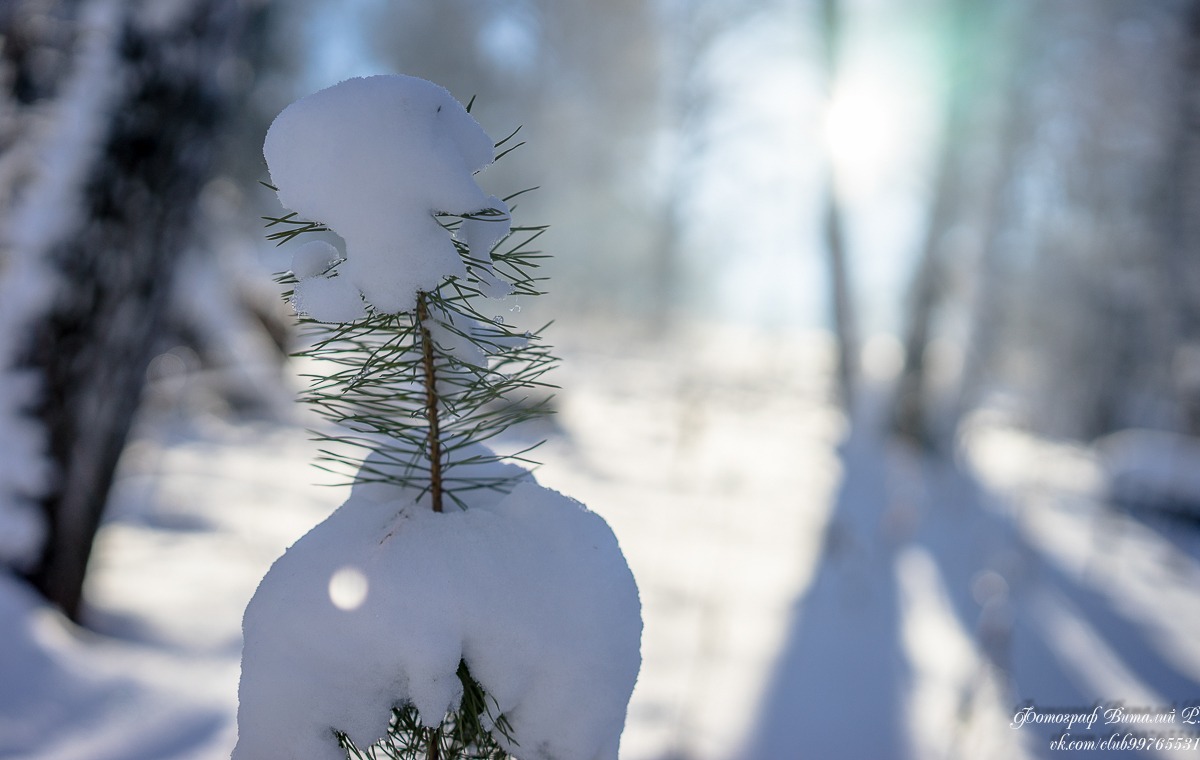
[335,660,517,760]
[267,200,557,514]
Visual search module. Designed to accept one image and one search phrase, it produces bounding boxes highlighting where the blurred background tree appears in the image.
[897,0,1200,446]
[0,0,289,620]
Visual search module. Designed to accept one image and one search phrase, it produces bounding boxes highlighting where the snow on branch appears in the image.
[262,75,512,322]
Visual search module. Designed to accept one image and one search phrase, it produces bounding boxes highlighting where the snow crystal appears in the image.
[287,239,368,322]
[456,196,512,298]
[293,274,367,324]
[264,75,507,321]
[290,239,341,280]
[427,305,489,368]
[233,456,642,760]
[423,303,529,369]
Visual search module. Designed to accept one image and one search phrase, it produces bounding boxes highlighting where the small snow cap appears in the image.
[265,75,507,321]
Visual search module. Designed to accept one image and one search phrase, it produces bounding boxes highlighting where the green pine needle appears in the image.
[287,215,559,499]
[334,660,517,760]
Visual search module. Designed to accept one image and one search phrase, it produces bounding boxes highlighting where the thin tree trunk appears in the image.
[952,1,1035,430]
[821,177,857,410]
[417,294,445,514]
[890,0,984,446]
[818,0,858,411]
[1162,0,1200,435]
[890,184,951,445]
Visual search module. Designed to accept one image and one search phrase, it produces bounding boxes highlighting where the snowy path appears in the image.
[3,330,1200,759]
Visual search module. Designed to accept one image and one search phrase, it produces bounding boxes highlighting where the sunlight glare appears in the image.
[329,565,369,611]
[822,78,906,199]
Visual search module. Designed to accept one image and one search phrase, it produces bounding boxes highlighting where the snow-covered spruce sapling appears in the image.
[232,75,641,760]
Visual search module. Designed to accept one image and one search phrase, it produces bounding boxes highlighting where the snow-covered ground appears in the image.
[3,326,1200,760]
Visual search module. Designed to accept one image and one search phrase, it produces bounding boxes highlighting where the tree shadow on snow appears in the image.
[739,399,910,760]
[909,451,1200,758]
[739,397,1200,760]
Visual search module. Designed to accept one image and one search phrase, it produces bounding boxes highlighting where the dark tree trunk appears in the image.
[17,0,248,621]
[951,83,1025,429]
[1164,0,1200,435]
[890,174,952,446]
[821,178,857,410]
[890,0,991,446]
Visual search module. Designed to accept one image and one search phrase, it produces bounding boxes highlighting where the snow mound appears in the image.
[265,75,509,321]
[233,468,642,760]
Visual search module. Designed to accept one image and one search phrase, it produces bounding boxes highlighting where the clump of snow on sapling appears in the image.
[235,74,642,760]
[263,75,511,322]
[235,469,641,760]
